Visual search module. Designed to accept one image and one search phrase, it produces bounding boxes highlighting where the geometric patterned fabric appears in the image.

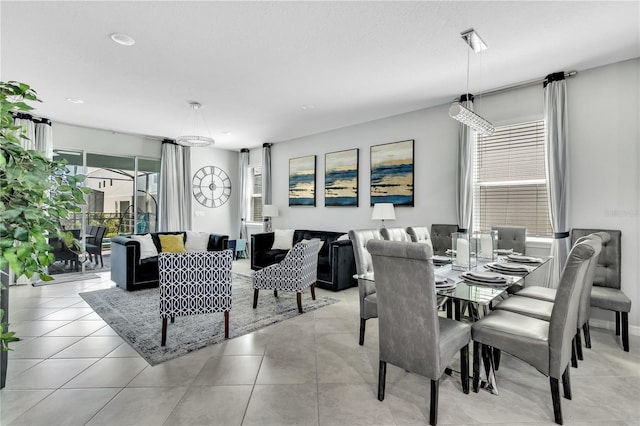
[159,250,233,319]
[253,239,320,292]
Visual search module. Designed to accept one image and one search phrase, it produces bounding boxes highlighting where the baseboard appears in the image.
[590,318,640,337]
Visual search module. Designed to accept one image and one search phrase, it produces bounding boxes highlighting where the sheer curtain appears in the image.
[544,72,570,288]
[159,139,192,232]
[262,143,273,232]
[456,94,475,233]
[239,148,250,239]
[13,114,53,157]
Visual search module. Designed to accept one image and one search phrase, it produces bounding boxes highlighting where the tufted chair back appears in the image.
[380,227,411,242]
[406,226,432,245]
[430,224,458,255]
[492,225,527,254]
[571,229,620,290]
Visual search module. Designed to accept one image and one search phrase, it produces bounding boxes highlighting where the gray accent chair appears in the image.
[471,241,596,425]
[380,227,411,241]
[573,229,630,352]
[495,234,603,367]
[491,225,527,254]
[368,240,471,426]
[349,229,383,345]
[515,232,608,360]
[430,224,458,255]
[406,226,432,245]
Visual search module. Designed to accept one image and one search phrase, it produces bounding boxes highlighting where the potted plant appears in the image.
[0,80,90,387]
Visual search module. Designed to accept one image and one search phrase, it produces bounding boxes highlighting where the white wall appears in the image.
[269,58,640,330]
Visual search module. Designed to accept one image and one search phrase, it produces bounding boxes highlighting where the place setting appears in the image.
[435,274,457,291]
[484,262,533,276]
[459,271,510,286]
[505,254,544,264]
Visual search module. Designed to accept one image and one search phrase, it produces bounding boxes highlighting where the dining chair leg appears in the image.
[571,338,578,368]
[274,290,278,298]
[296,292,303,314]
[615,311,621,336]
[575,329,584,361]
[472,341,480,393]
[460,344,469,394]
[161,318,168,346]
[550,377,563,425]
[622,311,629,352]
[378,360,387,401]
[583,321,592,349]
[430,379,439,426]
[493,348,501,371]
[561,365,571,400]
[224,311,229,338]
[359,318,366,346]
[252,289,259,308]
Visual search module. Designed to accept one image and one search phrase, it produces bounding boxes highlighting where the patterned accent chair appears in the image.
[252,239,321,314]
[158,250,233,346]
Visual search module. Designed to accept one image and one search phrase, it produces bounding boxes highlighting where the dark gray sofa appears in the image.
[111,231,229,291]
[251,229,356,291]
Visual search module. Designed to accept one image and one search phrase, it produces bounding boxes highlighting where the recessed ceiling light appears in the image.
[301,104,316,110]
[222,131,232,135]
[110,33,135,46]
[66,98,84,104]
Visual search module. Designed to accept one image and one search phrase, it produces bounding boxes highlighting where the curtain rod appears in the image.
[476,71,577,98]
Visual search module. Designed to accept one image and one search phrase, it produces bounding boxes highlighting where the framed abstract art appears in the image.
[324,148,358,207]
[370,139,414,206]
[289,155,316,206]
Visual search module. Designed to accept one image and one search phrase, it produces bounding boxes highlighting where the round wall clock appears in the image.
[192,166,232,208]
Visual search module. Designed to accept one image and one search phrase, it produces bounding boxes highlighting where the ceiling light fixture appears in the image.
[449,28,495,136]
[66,98,84,104]
[110,33,135,46]
[176,101,215,147]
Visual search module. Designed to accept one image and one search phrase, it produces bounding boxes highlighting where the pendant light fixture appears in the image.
[176,101,215,147]
[449,28,495,136]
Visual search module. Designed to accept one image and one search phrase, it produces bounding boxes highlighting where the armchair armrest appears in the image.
[327,239,357,291]
[208,233,229,250]
[251,232,275,270]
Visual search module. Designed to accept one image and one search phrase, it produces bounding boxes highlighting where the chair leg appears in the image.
[562,365,571,400]
[359,318,366,346]
[481,345,492,381]
[622,311,629,352]
[310,283,316,300]
[171,316,175,324]
[460,344,469,394]
[615,311,620,336]
[253,289,259,308]
[583,321,592,349]
[550,377,563,425]
[472,341,480,393]
[571,337,578,368]
[296,292,303,314]
[493,348,501,371]
[274,290,278,298]
[575,328,584,361]
[224,311,229,338]
[378,360,387,401]
[430,379,439,426]
[161,318,167,346]
[99,254,103,268]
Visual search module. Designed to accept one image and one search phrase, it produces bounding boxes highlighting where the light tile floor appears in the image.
[2,259,640,425]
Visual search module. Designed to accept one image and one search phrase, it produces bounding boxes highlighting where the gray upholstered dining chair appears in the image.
[430,224,458,255]
[493,234,603,366]
[491,225,527,254]
[471,241,596,425]
[406,226,432,246]
[252,239,321,314]
[368,240,471,426]
[572,228,630,351]
[380,227,411,241]
[348,229,383,345]
[158,250,234,346]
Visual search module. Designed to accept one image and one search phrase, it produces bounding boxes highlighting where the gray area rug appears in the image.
[80,274,339,365]
[33,272,101,286]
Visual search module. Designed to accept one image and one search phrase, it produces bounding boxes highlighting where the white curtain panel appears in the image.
[544,73,570,288]
[159,141,192,232]
[456,96,474,232]
[14,115,36,150]
[262,143,273,232]
[239,148,250,239]
[34,119,53,159]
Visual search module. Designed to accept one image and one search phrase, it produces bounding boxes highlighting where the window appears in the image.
[473,120,552,237]
[250,166,263,222]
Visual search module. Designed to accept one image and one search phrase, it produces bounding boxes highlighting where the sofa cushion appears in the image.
[159,233,187,253]
[130,234,159,261]
[185,231,210,252]
[272,229,295,250]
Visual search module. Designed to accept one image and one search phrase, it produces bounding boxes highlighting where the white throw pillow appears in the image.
[301,238,324,254]
[337,234,349,241]
[271,229,295,250]
[130,234,159,261]
[185,231,210,252]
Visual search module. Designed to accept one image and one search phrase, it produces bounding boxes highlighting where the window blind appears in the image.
[250,166,263,222]
[473,120,552,237]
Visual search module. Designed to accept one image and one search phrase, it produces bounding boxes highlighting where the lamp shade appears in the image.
[371,203,396,220]
[262,204,279,217]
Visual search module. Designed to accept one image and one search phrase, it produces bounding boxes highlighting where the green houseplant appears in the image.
[0,81,90,355]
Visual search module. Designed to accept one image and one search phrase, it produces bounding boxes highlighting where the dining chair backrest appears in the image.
[492,225,527,254]
[548,241,595,376]
[430,224,458,255]
[571,228,621,290]
[406,226,431,245]
[573,233,605,327]
[348,229,383,275]
[380,227,411,242]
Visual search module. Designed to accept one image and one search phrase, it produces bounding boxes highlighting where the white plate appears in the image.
[507,254,542,264]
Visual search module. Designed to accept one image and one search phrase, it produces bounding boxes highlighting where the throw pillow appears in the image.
[159,233,187,253]
[130,233,159,260]
[185,231,210,252]
[337,233,349,241]
[271,229,295,250]
[301,238,324,254]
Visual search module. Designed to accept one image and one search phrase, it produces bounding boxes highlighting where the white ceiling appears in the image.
[2,1,639,151]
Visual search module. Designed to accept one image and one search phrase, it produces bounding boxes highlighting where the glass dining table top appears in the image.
[355,255,551,306]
